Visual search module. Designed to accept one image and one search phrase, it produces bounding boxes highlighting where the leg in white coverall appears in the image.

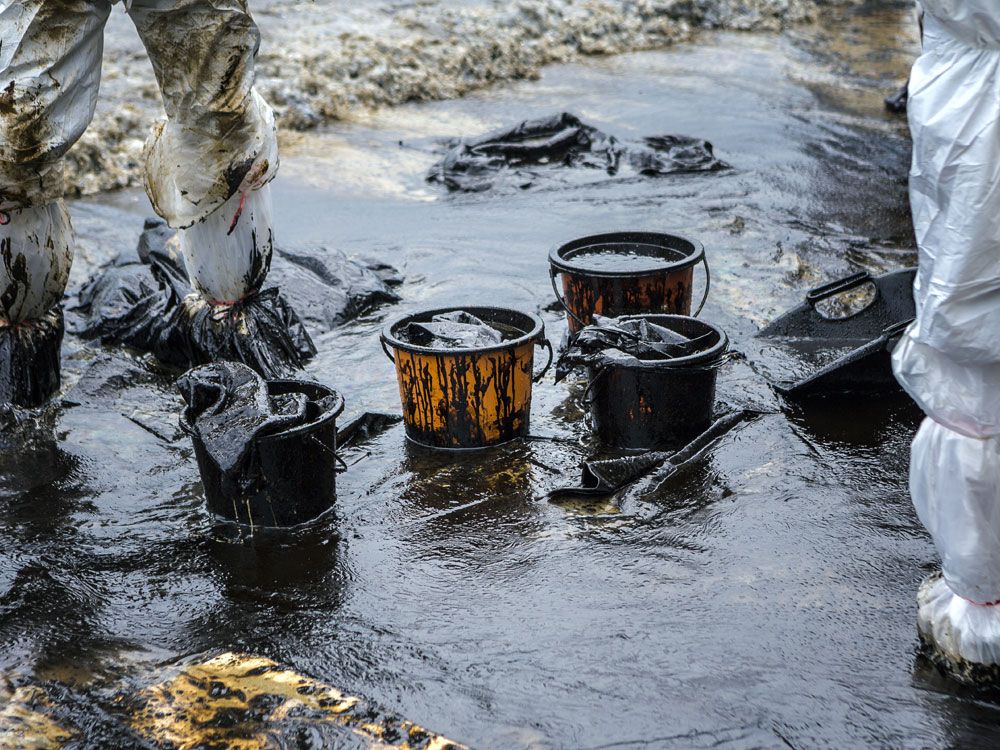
[893,1,1000,669]
[0,0,277,398]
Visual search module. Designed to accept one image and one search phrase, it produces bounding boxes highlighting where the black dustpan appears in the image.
[757,267,916,399]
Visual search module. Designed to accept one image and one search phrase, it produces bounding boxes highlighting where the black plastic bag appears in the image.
[177,362,318,490]
[400,310,505,349]
[555,314,710,381]
[631,135,730,175]
[73,218,402,378]
[428,112,728,192]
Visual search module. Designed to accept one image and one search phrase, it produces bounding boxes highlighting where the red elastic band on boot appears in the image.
[960,594,1000,607]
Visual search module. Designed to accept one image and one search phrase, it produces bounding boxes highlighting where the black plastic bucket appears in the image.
[380,306,553,450]
[182,380,345,528]
[549,231,709,334]
[585,315,728,450]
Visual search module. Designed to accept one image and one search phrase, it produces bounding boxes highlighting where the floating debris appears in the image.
[399,310,507,349]
[428,113,728,192]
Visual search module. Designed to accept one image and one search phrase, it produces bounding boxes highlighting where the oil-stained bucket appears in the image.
[549,231,709,334]
[586,314,728,450]
[182,380,345,528]
[380,306,553,450]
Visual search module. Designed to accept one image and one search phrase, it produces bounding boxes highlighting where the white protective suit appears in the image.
[0,0,278,324]
[892,0,1000,668]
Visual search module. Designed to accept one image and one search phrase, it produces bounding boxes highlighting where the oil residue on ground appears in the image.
[74,0,845,197]
[7,3,990,749]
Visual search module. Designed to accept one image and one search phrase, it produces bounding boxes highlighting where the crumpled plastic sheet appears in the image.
[892,3,1000,668]
[72,218,401,378]
[910,419,1000,606]
[555,314,706,381]
[400,310,504,349]
[548,410,759,502]
[177,361,331,492]
[0,309,62,409]
[892,10,1000,440]
[428,112,728,192]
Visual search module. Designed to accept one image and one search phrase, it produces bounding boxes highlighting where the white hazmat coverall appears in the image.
[892,0,1000,667]
[0,0,278,329]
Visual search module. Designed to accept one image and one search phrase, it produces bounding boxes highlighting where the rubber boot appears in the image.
[918,572,1000,683]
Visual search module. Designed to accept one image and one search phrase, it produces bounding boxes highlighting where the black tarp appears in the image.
[555,314,710,381]
[73,218,402,378]
[428,113,728,192]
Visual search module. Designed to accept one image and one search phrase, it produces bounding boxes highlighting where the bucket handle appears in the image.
[534,336,554,383]
[693,251,711,317]
[806,271,872,306]
[549,268,589,331]
[549,252,713,325]
[307,435,350,473]
[881,316,915,340]
[581,366,608,405]
[380,334,395,363]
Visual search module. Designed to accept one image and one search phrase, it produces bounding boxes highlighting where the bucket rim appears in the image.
[258,380,345,442]
[549,231,705,278]
[598,314,728,369]
[381,305,545,356]
[179,379,345,442]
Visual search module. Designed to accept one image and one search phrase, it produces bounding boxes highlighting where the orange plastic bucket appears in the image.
[380,306,552,450]
[549,231,709,334]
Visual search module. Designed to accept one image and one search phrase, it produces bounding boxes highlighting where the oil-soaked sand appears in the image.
[8,2,994,748]
[70,0,861,197]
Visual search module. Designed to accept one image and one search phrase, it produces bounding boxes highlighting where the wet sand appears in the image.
[72,0,861,196]
[8,2,992,749]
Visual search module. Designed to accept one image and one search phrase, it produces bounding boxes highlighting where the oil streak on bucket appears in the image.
[549,231,709,334]
[586,314,728,450]
[183,380,345,528]
[381,306,553,450]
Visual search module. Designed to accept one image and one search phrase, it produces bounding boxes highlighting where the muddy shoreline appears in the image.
[70,0,869,198]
